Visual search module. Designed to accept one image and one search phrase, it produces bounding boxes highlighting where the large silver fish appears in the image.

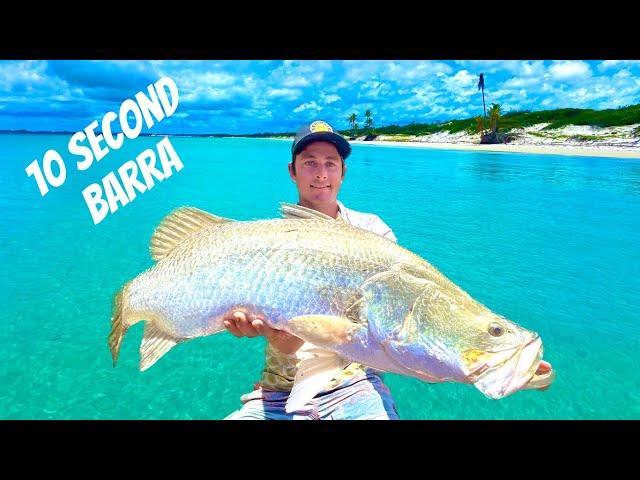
[108,203,554,411]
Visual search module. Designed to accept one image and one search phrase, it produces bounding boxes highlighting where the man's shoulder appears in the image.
[338,202,397,241]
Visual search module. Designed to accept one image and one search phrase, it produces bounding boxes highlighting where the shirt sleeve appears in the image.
[371,215,397,243]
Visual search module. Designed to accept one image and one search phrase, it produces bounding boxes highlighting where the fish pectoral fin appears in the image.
[285,346,350,413]
[150,206,234,261]
[361,267,430,341]
[279,203,336,222]
[287,314,360,348]
[139,323,180,371]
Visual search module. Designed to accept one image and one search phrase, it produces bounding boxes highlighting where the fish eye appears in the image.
[488,323,505,337]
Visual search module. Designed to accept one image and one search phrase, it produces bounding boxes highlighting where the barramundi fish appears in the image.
[108,203,554,412]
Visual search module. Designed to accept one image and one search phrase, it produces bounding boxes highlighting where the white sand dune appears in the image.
[353,123,640,159]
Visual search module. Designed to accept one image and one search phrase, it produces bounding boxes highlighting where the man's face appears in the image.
[289,141,346,205]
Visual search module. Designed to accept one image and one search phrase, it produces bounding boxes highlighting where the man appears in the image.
[224,120,399,420]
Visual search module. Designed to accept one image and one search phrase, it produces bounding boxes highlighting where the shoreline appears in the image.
[350,140,640,159]
[260,136,640,159]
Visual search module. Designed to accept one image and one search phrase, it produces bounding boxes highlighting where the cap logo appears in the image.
[309,121,333,133]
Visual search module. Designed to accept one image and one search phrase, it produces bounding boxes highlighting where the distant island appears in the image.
[246,104,640,158]
[237,103,640,149]
[0,129,237,138]
[3,104,638,158]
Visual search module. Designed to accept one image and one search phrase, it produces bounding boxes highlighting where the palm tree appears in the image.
[348,113,358,138]
[489,103,502,133]
[477,73,487,132]
[364,109,374,133]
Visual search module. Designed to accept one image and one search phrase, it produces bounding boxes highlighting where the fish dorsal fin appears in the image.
[285,345,350,413]
[150,207,233,261]
[279,202,336,222]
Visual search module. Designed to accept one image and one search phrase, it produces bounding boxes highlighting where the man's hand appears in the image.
[223,310,304,355]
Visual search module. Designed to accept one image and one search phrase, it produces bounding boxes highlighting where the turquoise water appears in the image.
[1,133,639,419]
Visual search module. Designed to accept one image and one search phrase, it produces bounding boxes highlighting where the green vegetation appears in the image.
[348,113,359,138]
[527,131,548,138]
[361,103,640,138]
[568,134,609,142]
[377,134,415,142]
[526,131,617,142]
[364,109,374,134]
[217,103,640,139]
[489,104,501,133]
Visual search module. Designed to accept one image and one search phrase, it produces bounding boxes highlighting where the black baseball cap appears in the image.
[291,120,351,160]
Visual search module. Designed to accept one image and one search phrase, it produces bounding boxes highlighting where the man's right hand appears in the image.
[223,310,304,355]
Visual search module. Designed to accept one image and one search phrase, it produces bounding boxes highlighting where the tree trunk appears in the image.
[482,89,487,131]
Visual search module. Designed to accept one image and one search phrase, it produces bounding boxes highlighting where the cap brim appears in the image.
[293,132,351,160]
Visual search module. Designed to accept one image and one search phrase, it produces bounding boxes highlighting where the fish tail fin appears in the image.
[108,283,141,367]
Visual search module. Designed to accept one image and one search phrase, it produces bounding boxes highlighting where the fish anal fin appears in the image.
[139,322,180,371]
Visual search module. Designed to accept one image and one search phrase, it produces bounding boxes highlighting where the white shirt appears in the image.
[336,200,397,243]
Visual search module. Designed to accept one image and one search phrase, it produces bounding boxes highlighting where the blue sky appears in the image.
[1,60,639,134]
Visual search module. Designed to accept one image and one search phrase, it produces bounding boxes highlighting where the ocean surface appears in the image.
[1,133,639,419]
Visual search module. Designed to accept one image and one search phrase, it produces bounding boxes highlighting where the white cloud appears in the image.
[359,80,390,99]
[502,76,541,89]
[596,60,640,71]
[159,69,236,91]
[269,61,327,89]
[0,60,49,90]
[267,88,302,100]
[342,60,389,81]
[516,61,546,77]
[200,72,236,86]
[548,61,591,81]
[535,70,640,110]
[442,70,477,99]
[598,60,620,71]
[282,76,311,88]
[320,93,340,104]
[384,61,453,84]
[613,69,631,79]
[454,60,514,74]
[293,101,321,113]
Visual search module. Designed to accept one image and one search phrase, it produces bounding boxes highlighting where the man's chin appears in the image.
[310,193,335,203]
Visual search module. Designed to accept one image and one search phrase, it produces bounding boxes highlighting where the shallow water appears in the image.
[1,134,638,419]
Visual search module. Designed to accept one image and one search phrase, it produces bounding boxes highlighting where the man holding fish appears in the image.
[108,120,554,420]
[224,120,401,420]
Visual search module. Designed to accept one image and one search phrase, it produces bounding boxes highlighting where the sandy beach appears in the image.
[351,123,640,159]
[267,123,640,159]
[351,140,640,159]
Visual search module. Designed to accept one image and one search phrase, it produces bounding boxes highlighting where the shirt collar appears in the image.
[336,200,349,222]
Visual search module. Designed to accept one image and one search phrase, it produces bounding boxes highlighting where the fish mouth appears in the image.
[470,336,555,399]
[522,359,555,391]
